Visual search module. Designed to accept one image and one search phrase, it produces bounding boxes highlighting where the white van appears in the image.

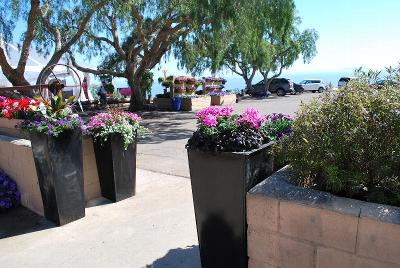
[299,79,326,93]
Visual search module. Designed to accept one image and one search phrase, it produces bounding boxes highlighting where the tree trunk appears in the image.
[128,77,144,111]
[244,77,253,93]
[1,70,31,86]
[263,75,269,92]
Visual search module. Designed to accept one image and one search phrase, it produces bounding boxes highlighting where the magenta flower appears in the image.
[237,108,265,129]
[202,114,218,127]
[196,106,234,127]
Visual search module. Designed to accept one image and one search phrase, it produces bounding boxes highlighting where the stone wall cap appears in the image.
[249,165,400,225]
[0,135,31,147]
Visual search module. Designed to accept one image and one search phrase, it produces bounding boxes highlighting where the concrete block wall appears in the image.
[247,166,400,268]
[0,135,102,216]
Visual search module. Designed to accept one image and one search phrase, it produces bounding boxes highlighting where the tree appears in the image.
[257,0,318,90]
[177,0,318,93]
[70,0,255,111]
[0,0,108,86]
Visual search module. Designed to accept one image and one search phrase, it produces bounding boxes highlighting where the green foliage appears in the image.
[140,71,154,98]
[278,69,400,206]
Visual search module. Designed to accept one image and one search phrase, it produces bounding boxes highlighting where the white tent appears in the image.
[0,39,93,101]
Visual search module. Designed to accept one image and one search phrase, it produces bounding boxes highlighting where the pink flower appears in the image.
[196,106,233,127]
[237,108,265,129]
[202,114,218,127]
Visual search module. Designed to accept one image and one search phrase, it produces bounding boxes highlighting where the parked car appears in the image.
[338,77,356,88]
[299,79,326,93]
[248,78,295,97]
[292,82,304,94]
[372,79,400,89]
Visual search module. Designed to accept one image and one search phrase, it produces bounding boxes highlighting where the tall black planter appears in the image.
[93,135,136,202]
[187,143,274,268]
[30,130,85,226]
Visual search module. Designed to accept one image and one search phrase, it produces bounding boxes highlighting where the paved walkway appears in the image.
[0,169,200,268]
[137,93,317,177]
[0,93,318,267]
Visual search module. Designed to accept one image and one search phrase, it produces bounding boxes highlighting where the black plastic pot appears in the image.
[30,130,85,226]
[93,135,137,202]
[187,143,274,268]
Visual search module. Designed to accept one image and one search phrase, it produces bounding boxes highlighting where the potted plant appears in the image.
[0,96,43,137]
[86,109,148,202]
[18,92,85,226]
[186,106,292,268]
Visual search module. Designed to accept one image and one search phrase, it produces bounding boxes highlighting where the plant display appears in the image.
[18,92,83,137]
[202,77,227,84]
[278,74,400,206]
[0,169,21,212]
[208,91,235,96]
[187,106,292,152]
[0,96,45,120]
[86,109,148,149]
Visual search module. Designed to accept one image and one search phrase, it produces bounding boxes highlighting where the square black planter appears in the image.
[30,130,85,226]
[187,142,274,268]
[93,135,137,202]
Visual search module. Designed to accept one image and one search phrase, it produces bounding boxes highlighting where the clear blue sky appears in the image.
[290,0,400,73]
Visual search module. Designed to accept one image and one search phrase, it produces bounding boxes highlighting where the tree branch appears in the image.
[69,52,125,78]
[16,0,40,73]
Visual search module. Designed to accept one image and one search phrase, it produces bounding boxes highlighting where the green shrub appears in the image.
[278,71,400,206]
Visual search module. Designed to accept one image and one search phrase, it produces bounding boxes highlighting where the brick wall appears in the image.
[247,166,400,268]
[0,135,101,216]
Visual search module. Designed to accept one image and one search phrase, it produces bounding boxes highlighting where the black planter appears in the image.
[30,130,85,226]
[93,135,137,202]
[187,143,274,268]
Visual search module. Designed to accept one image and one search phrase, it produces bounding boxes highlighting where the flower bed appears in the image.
[0,169,21,212]
[181,95,211,111]
[277,72,400,207]
[209,91,236,106]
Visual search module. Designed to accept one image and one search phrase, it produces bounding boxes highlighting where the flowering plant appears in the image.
[202,77,227,84]
[0,169,21,212]
[187,106,292,152]
[85,109,148,149]
[18,91,83,137]
[262,113,293,141]
[0,96,45,120]
[208,91,234,96]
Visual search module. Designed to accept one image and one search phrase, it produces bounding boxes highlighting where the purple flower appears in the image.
[0,170,20,211]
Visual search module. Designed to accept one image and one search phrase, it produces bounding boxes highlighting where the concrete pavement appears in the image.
[137,93,317,177]
[0,169,200,268]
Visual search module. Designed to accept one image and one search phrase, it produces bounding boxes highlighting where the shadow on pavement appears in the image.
[0,206,55,239]
[144,245,201,268]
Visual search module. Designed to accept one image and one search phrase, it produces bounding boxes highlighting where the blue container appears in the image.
[171,96,182,111]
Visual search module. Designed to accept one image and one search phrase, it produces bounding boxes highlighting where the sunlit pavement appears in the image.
[0,169,200,268]
[137,92,318,177]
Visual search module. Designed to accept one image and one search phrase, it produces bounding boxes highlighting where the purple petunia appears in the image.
[0,170,20,212]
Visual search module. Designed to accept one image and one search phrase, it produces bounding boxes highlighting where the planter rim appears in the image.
[187,141,274,156]
[250,165,400,226]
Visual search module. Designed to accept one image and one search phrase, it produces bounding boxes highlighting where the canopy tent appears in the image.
[0,39,93,101]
